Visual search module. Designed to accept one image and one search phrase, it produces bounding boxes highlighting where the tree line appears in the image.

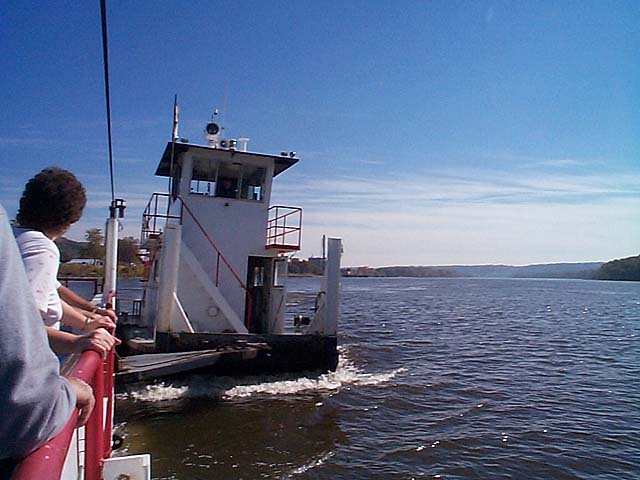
[61,229,640,282]
[593,255,640,281]
[58,228,141,265]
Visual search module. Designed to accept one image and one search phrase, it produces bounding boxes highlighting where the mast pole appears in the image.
[169,94,179,198]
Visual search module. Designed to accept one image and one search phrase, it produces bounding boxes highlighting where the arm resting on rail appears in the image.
[58,284,118,323]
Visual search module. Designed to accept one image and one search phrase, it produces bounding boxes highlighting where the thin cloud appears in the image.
[0,136,94,148]
[356,158,387,166]
[476,150,606,170]
[274,168,640,210]
[272,167,640,265]
[298,197,640,266]
[533,158,592,168]
[31,165,640,266]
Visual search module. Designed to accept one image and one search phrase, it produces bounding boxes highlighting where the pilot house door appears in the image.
[246,256,271,333]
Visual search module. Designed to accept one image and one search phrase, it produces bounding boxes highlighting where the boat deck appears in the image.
[115,318,338,383]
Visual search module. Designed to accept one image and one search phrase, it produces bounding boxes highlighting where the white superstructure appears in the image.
[138,119,341,339]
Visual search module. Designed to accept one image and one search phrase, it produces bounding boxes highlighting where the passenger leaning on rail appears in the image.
[0,203,95,479]
[13,167,119,356]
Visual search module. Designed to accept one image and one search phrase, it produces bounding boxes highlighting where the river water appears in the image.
[111,277,640,479]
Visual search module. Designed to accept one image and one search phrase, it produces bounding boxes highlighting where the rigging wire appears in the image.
[100,0,116,203]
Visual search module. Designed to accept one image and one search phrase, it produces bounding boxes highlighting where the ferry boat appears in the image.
[115,111,342,383]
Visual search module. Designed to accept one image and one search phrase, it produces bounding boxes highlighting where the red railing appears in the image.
[266,206,302,251]
[139,193,181,280]
[140,193,182,243]
[140,193,254,327]
[12,349,115,480]
[178,197,254,326]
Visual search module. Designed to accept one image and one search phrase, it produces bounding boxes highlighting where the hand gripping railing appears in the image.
[12,349,115,480]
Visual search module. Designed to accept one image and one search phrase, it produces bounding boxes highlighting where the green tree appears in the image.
[288,259,323,275]
[83,228,104,259]
[118,236,140,264]
[594,255,640,281]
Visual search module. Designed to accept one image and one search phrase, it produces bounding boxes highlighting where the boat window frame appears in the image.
[190,157,218,196]
[239,165,266,202]
[273,258,288,288]
[188,158,267,203]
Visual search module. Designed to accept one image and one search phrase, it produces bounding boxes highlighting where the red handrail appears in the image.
[12,350,114,480]
[266,205,302,250]
[177,196,254,326]
[102,349,115,459]
[141,192,269,328]
[140,193,181,243]
[178,196,249,293]
[11,416,76,479]
[140,193,249,293]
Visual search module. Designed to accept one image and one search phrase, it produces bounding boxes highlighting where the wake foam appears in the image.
[223,360,405,399]
[119,349,405,403]
[284,450,335,477]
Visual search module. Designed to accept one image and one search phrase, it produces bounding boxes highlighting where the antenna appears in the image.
[222,83,229,125]
[169,94,179,194]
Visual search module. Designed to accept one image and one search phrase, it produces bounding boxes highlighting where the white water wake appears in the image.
[283,450,335,478]
[119,348,406,403]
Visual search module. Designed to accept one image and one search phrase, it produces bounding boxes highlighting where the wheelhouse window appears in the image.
[190,158,266,202]
[240,166,266,201]
[190,157,217,195]
[215,163,240,198]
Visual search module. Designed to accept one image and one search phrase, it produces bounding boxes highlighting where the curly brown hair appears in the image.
[16,167,87,234]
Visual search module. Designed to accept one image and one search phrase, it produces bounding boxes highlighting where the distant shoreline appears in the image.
[341,262,602,280]
[57,257,639,282]
[341,257,640,281]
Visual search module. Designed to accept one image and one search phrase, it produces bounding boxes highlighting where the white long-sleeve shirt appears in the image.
[13,227,63,328]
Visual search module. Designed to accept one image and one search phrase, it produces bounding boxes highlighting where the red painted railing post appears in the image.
[103,348,115,459]
[283,215,287,245]
[153,194,159,234]
[141,193,183,242]
[84,356,104,480]
[265,206,302,250]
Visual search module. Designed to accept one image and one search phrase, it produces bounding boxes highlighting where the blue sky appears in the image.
[1,1,638,266]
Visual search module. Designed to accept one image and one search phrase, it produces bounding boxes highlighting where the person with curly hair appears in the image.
[13,167,119,356]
